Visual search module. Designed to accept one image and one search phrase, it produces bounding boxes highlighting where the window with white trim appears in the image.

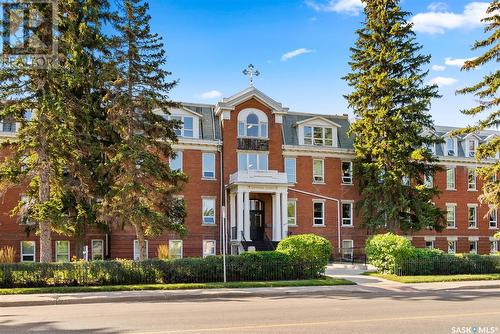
[469,240,478,254]
[170,151,183,171]
[446,204,456,228]
[448,240,457,254]
[467,139,477,158]
[468,205,477,228]
[341,202,353,226]
[446,138,456,156]
[238,152,268,171]
[446,167,455,190]
[313,159,324,183]
[20,241,35,262]
[55,240,70,262]
[342,161,353,184]
[91,240,104,260]
[169,240,183,259]
[238,113,268,138]
[425,241,434,249]
[171,115,194,138]
[202,153,215,179]
[203,240,216,257]
[304,126,333,146]
[342,240,353,260]
[287,200,297,226]
[424,174,433,188]
[467,169,476,190]
[313,201,324,226]
[202,198,216,225]
[133,240,149,260]
[489,207,498,229]
[491,240,498,254]
[285,158,296,183]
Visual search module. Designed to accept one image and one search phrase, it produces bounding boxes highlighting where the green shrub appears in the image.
[276,234,332,274]
[365,233,414,273]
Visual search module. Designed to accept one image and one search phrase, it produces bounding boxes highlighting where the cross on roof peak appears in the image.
[242,64,260,87]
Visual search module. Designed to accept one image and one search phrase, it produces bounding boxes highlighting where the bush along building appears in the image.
[0,85,499,262]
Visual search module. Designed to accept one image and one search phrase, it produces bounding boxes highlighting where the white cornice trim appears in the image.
[294,116,342,128]
[215,87,289,116]
[283,145,354,158]
[173,139,221,152]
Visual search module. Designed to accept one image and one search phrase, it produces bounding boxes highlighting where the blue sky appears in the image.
[148,0,494,127]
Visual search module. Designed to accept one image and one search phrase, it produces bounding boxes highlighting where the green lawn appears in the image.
[365,272,500,283]
[0,276,354,295]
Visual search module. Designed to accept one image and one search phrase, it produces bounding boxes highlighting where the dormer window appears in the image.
[238,113,268,138]
[171,115,194,138]
[304,126,333,146]
[467,139,477,158]
[446,138,456,156]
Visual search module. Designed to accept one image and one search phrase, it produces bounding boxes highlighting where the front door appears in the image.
[250,200,265,241]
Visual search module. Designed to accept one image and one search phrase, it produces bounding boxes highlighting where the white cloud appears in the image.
[199,90,222,99]
[428,76,458,86]
[431,64,446,71]
[305,0,364,15]
[427,2,448,12]
[411,2,489,34]
[281,48,314,61]
[444,57,477,67]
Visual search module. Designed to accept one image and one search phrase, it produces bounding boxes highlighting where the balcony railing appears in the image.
[237,137,269,151]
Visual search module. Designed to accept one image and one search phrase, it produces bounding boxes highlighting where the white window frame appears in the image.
[424,174,433,188]
[285,158,296,183]
[304,126,334,147]
[446,167,456,190]
[170,151,183,172]
[467,169,477,191]
[341,161,353,184]
[55,240,70,262]
[287,199,297,226]
[20,241,35,262]
[313,159,324,183]
[445,137,457,156]
[237,110,268,139]
[466,139,478,158]
[341,240,354,260]
[313,200,325,226]
[202,153,216,179]
[238,152,268,171]
[133,240,149,260]
[341,201,353,226]
[446,204,456,228]
[469,240,478,254]
[491,240,498,254]
[425,240,434,249]
[171,115,194,138]
[468,204,477,229]
[203,240,216,257]
[91,239,104,261]
[447,240,457,254]
[489,206,498,229]
[202,197,216,225]
[169,240,183,259]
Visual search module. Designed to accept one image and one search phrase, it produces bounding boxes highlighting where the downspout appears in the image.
[216,110,227,282]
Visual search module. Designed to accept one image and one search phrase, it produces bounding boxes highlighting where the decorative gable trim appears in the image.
[294,116,342,128]
[214,87,289,117]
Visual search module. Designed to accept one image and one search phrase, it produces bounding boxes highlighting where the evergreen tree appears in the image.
[102,0,187,260]
[454,1,499,208]
[344,0,445,233]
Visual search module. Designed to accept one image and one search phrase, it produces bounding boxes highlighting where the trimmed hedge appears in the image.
[276,234,332,273]
[0,251,325,288]
[365,233,414,273]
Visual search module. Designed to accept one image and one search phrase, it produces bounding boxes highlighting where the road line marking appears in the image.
[129,310,500,333]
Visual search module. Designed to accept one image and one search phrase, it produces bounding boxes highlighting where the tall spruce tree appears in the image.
[102,0,187,260]
[0,1,111,262]
[454,1,499,208]
[344,0,445,233]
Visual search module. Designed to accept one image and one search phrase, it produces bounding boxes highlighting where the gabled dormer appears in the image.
[421,128,437,155]
[166,106,202,139]
[463,133,481,158]
[485,134,500,159]
[443,132,458,157]
[296,116,341,147]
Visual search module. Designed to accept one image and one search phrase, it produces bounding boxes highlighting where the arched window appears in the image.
[238,109,268,138]
[246,114,259,137]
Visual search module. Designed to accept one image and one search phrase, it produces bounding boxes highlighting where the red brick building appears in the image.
[0,86,498,262]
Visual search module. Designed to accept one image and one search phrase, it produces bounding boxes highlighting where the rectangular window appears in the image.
[425,241,434,249]
[491,240,498,254]
[91,240,104,260]
[202,153,216,179]
[446,138,455,156]
[446,167,455,190]
[238,153,268,171]
[324,128,333,146]
[285,158,296,183]
[313,159,324,183]
[287,200,297,226]
[20,241,35,262]
[170,151,183,171]
[468,140,476,157]
[468,205,477,228]
[133,240,149,260]
[203,240,216,257]
[303,126,334,147]
[341,202,353,226]
[55,241,70,262]
[342,240,353,260]
[468,169,476,190]
[202,198,216,225]
[304,126,312,145]
[446,205,456,228]
[424,174,433,188]
[469,240,478,254]
[313,201,324,226]
[489,208,498,229]
[171,116,194,138]
[169,240,183,259]
[342,161,353,184]
[448,240,457,254]
[313,127,324,146]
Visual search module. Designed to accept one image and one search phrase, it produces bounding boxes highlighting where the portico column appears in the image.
[272,193,281,241]
[229,192,236,240]
[236,190,243,241]
[281,190,288,240]
[243,191,251,241]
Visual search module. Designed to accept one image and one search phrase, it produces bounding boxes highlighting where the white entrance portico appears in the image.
[228,170,290,244]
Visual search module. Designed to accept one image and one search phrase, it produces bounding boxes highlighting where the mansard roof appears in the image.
[182,103,221,140]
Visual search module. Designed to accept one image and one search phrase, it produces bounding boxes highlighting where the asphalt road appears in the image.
[1,288,500,334]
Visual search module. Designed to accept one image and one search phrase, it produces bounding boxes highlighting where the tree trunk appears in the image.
[38,141,52,263]
[134,223,146,261]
